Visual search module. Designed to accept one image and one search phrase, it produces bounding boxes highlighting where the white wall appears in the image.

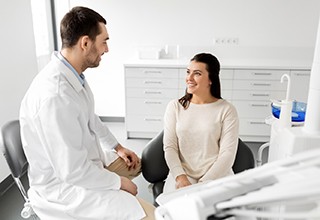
[57,0,320,117]
[0,0,38,182]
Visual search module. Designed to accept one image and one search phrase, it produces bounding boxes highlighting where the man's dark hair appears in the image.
[60,6,106,48]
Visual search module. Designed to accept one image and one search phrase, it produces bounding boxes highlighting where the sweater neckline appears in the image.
[189,99,223,106]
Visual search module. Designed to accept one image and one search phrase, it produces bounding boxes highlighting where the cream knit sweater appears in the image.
[163,99,239,182]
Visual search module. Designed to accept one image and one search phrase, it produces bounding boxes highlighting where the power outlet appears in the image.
[214,37,239,45]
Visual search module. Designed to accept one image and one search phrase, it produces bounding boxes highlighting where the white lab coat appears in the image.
[19,52,145,220]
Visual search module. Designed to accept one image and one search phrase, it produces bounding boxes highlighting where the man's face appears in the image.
[85,22,109,68]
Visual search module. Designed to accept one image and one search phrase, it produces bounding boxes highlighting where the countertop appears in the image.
[124,58,312,70]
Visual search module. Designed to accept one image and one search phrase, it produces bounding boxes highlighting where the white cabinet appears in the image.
[124,62,310,141]
[220,69,234,101]
[125,67,180,138]
[232,69,289,141]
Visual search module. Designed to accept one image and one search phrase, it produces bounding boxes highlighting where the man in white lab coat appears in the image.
[19,6,155,220]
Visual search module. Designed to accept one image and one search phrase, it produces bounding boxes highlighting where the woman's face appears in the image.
[186,61,211,96]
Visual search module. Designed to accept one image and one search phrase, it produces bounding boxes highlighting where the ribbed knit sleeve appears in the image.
[163,100,186,179]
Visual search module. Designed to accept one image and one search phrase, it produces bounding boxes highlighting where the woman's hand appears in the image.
[175,174,192,189]
[115,144,140,170]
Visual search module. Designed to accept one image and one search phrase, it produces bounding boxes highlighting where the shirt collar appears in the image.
[56,52,85,86]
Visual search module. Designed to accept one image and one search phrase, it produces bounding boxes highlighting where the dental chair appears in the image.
[0,120,38,219]
[141,130,255,206]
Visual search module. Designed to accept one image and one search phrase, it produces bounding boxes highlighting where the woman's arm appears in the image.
[163,100,186,180]
[199,104,239,182]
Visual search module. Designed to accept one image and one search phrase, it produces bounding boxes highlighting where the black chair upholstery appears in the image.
[1,120,28,178]
[141,131,169,183]
[141,130,255,206]
[141,131,169,201]
[232,138,255,173]
[1,120,38,218]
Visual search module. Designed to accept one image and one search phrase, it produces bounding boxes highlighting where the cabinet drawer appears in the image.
[221,90,232,100]
[233,101,271,118]
[178,89,186,97]
[179,78,186,89]
[234,69,289,80]
[233,90,286,101]
[221,79,233,90]
[179,68,187,79]
[239,118,270,136]
[125,67,178,78]
[220,69,234,79]
[233,80,286,91]
[126,98,170,115]
[290,70,310,102]
[126,88,178,99]
[126,78,179,89]
[126,115,163,132]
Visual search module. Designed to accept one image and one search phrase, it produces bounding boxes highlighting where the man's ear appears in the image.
[80,36,90,50]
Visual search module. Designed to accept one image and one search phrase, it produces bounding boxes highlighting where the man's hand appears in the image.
[175,174,192,189]
[115,144,140,170]
[120,176,138,195]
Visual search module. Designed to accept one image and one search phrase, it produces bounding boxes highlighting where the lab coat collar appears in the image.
[52,51,84,93]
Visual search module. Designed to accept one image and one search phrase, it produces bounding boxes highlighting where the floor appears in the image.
[0,122,267,219]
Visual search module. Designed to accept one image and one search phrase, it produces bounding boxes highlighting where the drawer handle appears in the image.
[250,103,269,107]
[144,101,162,104]
[144,70,162,74]
[251,83,271,86]
[144,118,162,122]
[249,121,265,125]
[144,91,162,94]
[251,93,270,97]
[144,80,162,84]
[252,72,272,76]
[294,73,310,76]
